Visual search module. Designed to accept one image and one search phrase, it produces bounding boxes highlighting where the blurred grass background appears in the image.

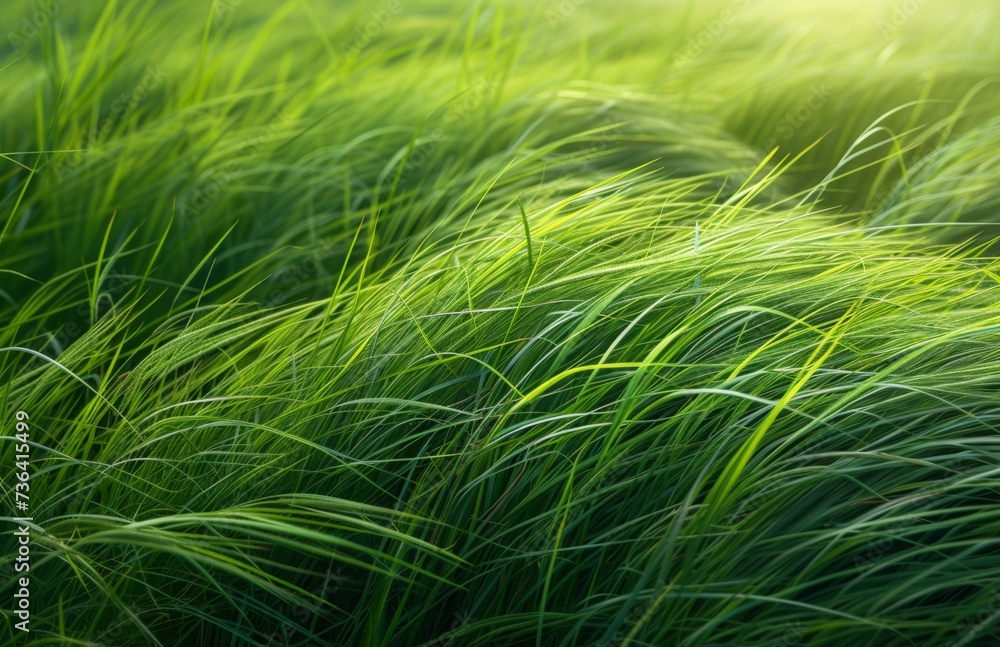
[1,0,1000,645]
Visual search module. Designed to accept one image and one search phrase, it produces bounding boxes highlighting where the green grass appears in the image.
[2,0,1000,644]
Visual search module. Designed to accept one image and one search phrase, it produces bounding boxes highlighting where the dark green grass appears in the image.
[2,0,1000,645]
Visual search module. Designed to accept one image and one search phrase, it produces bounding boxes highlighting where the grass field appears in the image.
[2,0,1000,645]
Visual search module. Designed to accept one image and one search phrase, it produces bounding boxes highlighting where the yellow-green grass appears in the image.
[2,0,1000,644]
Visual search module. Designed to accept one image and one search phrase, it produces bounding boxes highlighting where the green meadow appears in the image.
[2,0,1000,644]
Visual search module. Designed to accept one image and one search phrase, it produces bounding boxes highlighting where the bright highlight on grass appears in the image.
[2,0,1000,645]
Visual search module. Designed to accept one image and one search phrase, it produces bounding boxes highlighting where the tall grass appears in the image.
[2,0,1000,645]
